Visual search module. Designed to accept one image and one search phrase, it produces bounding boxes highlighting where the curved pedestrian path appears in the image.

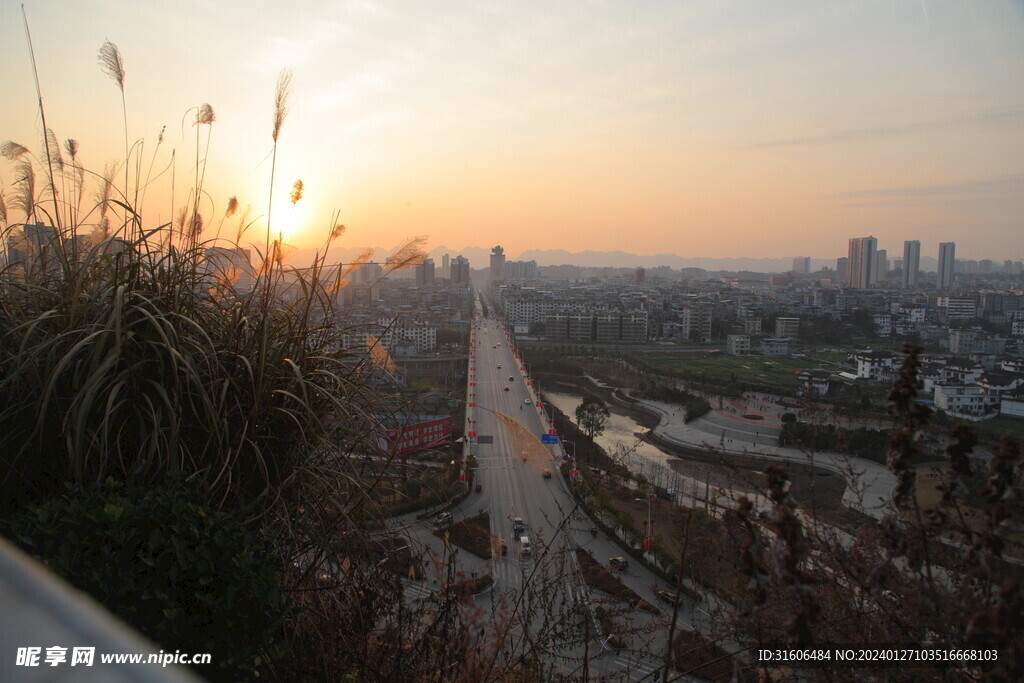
[631,396,897,521]
[587,374,895,520]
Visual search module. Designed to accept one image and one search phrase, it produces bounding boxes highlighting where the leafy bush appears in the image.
[777,421,889,462]
[636,382,710,422]
[3,478,287,680]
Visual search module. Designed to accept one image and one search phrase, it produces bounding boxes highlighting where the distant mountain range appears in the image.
[282,245,938,274]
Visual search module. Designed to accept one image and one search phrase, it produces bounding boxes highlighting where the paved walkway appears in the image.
[584,376,897,521]
[631,397,897,521]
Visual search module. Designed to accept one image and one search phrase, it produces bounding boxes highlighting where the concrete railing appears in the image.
[0,536,202,681]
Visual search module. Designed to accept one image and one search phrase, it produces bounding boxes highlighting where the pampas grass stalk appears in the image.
[266,69,294,272]
[98,39,130,238]
[21,8,64,240]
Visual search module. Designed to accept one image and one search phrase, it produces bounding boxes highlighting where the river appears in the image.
[542,387,766,508]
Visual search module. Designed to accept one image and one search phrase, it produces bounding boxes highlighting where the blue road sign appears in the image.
[541,434,559,445]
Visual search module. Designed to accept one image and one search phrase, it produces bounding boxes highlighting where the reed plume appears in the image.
[330,221,346,241]
[343,248,374,277]
[214,196,239,243]
[190,212,204,242]
[272,69,294,144]
[64,139,79,160]
[290,179,304,205]
[384,236,428,273]
[44,129,64,172]
[94,162,117,228]
[195,103,216,126]
[97,40,125,92]
[175,205,189,239]
[98,40,131,237]
[13,158,36,219]
[234,205,251,242]
[191,104,216,241]
[0,191,7,226]
[42,129,67,229]
[265,68,295,280]
[1,141,30,160]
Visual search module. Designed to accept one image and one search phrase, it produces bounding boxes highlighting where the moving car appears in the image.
[609,556,628,571]
[656,590,682,607]
[497,364,501,368]
[519,536,531,557]
[508,376,514,381]
[542,469,552,479]
[500,539,507,556]
[504,386,509,391]
[512,517,525,533]
[434,512,452,526]
[524,399,531,405]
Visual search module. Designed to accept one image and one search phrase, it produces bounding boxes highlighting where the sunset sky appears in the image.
[1,0,1022,262]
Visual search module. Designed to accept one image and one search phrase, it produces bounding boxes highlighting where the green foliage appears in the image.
[777,421,889,463]
[575,395,610,439]
[3,478,288,680]
[0,234,383,515]
[636,382,710,422]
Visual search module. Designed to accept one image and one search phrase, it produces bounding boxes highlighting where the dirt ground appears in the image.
[914,461,1024,559]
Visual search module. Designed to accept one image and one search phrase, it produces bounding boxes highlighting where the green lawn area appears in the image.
[634,351,851,394]
[435,512,492,559]
[942,415,1024,444]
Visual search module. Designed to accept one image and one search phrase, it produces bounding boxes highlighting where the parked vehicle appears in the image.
[609,556,628,571]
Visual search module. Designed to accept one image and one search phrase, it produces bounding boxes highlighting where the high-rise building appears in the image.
[836,257,849,284]
[847,236,877,288]
[902,240,920,289]
[792,257,811,275]
[442,253,450,278]
[415,258,435,286]
[489,245,505,282]
[351,262,383,285]
[938,242,956,290]
[874,249,888,279]
[451,256,470,285]
[633,267,645,285]
[505,260,538,281]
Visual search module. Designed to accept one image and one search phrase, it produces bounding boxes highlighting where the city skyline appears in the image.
[1,1,1022,260]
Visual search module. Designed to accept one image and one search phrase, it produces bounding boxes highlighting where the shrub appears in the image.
[3,478,287,680]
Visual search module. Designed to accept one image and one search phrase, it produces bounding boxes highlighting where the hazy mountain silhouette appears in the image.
[282,245,937,274]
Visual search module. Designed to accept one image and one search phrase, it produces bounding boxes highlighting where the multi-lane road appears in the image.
[433,314,708,679]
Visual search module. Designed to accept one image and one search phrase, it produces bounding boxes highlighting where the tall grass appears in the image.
[0,32,644,683]
[0,36,428,520]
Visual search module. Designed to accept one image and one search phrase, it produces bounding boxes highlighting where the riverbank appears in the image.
[538,370,891,528]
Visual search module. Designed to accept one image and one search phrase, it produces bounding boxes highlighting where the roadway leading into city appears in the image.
[392,311,727,679]
[456,315,708,679]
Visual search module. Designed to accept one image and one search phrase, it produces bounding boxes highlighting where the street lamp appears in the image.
[634,497,653,553]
